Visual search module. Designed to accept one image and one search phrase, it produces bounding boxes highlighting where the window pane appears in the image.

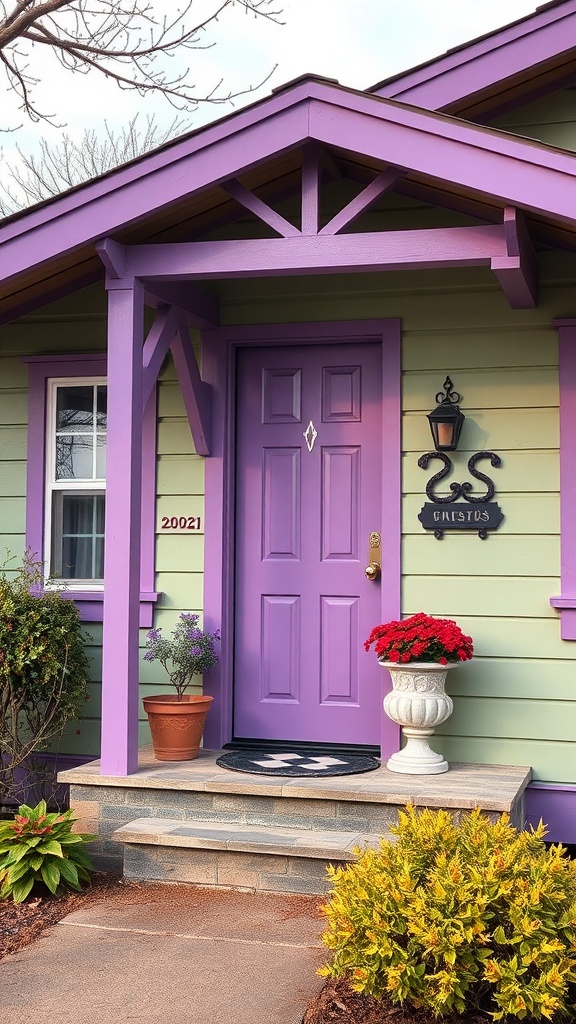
[96,496,105,533]
[52,493,105,580]
[56,435,94,479]
[61,537,93,579]
[62,494,96,533]
[96,386,107,429]
[96,435,106,479]
[56,387,94,432]
[94,537,105,579]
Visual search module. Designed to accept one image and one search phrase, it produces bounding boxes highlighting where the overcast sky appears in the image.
[1,1,543,160]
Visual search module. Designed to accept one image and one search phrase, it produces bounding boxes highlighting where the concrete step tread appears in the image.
[113,816,391,861]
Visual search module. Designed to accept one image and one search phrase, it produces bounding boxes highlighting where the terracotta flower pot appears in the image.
[142,693,213,761]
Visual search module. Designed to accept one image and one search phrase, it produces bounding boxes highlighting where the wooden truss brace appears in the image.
[141,305,212,455]
[490,207,538,308]
[221,145,404,237]
[97,238,214,455]
[221,177,300,237]
[301,142,321,235]
[141,305,178,412]
[320,166,404,235]
[170,312,212,457]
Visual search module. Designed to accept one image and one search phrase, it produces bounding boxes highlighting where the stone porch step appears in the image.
[113,816,391,894]
[61,752,532,891]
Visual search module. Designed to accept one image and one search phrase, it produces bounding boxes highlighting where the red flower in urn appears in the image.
[364,612,473,666]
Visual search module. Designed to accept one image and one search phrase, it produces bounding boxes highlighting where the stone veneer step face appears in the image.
[69,778,527,874]
[122,843,345,895]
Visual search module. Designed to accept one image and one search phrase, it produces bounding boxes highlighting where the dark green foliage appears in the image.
[0,800,95,903]
[0,554,91,800]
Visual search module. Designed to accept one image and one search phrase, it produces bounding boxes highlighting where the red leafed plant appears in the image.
[364,612,473,666]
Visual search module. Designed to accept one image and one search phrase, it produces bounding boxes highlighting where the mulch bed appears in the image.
[303,979,491,1024]
[304,978,576,1024]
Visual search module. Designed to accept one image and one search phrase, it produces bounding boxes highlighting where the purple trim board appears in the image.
[550,320,576,639]
[372,0,576,113]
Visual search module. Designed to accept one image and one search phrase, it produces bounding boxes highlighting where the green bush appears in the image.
[0,554,91,801]
[319,805,576,1021]
[0,800,96,903]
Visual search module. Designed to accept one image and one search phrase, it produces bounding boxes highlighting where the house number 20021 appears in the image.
[160,516,202,531]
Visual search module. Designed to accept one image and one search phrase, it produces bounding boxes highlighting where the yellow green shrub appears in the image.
[319,806,576,1020]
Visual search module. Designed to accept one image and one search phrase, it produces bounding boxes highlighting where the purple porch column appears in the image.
[100,279,144,775]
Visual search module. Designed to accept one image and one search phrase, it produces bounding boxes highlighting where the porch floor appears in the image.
[59,746,531,812]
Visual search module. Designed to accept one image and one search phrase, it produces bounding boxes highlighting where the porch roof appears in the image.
[371,0,576,119]
[2,74,576,324]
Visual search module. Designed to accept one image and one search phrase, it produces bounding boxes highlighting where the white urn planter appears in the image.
[380,661,456,775]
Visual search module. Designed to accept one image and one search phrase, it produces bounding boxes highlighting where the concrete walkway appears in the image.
[0,886,326,1024]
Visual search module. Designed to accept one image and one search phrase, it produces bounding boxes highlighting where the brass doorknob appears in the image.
[365,561,381,581]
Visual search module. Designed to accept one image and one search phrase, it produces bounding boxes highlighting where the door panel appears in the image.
[234,341,383,745]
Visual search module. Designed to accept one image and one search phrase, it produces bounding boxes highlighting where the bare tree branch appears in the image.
[0,1,283,126]
[0,111,189,212]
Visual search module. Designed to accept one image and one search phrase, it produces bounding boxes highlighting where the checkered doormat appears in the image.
[215,750,380,777]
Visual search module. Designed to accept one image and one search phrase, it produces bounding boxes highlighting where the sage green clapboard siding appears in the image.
[404,536,559,578]
[433,738,574,786]
[448,657,576,700]
[403,576,559,618]
[490,88,576,152]
[0,360,28,560]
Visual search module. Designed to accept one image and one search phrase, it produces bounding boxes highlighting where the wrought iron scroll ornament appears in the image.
[436,377,460,406]
[417,452,503,540]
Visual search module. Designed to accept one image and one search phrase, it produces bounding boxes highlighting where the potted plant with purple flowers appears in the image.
[142,613,220,761]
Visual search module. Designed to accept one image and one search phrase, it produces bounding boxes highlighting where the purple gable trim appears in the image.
[4,81,576,293]
[201,319,401,756]
[550,319,576,639]
[0,96,310,283]
[306,96,576,224]
[23,353,158,628]
[372,1,576,112]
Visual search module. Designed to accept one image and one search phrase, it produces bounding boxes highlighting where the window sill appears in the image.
[65,591,160,628]
[550,596,576,640]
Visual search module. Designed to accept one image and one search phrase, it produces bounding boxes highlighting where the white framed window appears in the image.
[46,378,107,585]
[25,353,158,625]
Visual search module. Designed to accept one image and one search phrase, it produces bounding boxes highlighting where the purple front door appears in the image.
[234,341,383,746]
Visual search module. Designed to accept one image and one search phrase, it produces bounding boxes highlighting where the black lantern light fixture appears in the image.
[427,376,465,452]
